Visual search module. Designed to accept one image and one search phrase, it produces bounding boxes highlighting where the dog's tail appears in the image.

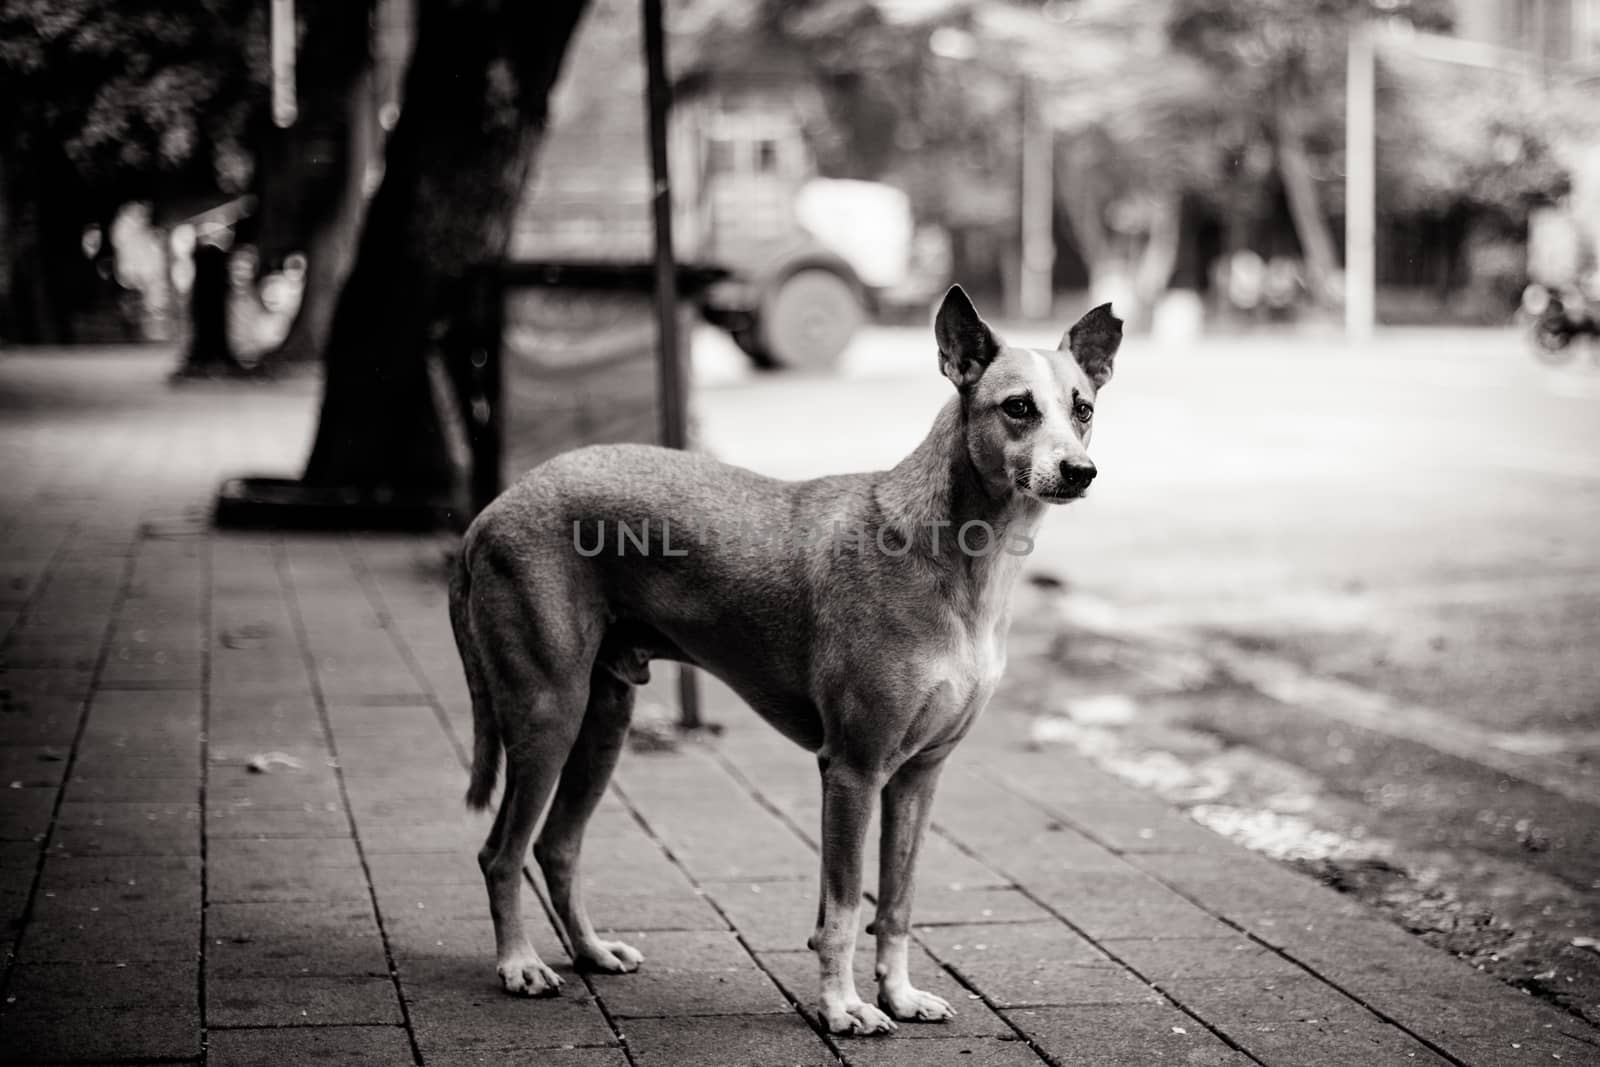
[449,539,500,811]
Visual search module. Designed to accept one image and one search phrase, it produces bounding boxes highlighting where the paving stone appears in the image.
[358,816,492,854]
[207,899,390,976]
[66,751,200,779]
[206,1024,415,1066]
[0,746,69,788]
[19,898,198,963]
[0,787,55,842]
[1246,911,1490,995]
[760,947,1013,1041]
[1160,974,1367,1026]
[426,1048,630,1067]
[207,975,403,1027]
[913,885,1052,928]
[34,853,200,900]
[401,954,618,1053]
[585,884,728,933]
[49,802,201,857]
[0,960,200,1062]
[206,803,351,839]
[1003,1003,1253,1066]
[1373,986,1599,1063]
[1212,1013,1454,1066]
[1102,936,1308,982]
[207,837,369,903]
[585,929,793,1017]
[1029,869,1231,940]
[839,1037,1045,1067]
[1129,850,1368,923]
[383,911,498,962]
[704,878,855,951]
[368,851,484,887]
[617,1014,834,1067]
[63,775,199,802]
[919,923,1136,1009]
[208,760,344,809]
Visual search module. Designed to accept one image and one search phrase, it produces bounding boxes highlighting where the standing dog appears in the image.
[449,285,1120,1035]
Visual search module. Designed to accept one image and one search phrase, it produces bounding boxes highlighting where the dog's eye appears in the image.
[1073,401,1094,423]
[1001,396,1036,420]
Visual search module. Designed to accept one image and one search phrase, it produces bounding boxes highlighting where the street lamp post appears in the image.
[1345,16,1376,342]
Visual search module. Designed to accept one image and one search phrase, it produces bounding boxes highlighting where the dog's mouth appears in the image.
[1014,478,1085,504]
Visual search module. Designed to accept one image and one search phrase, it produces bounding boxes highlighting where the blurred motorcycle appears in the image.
[1523,280,1600,365]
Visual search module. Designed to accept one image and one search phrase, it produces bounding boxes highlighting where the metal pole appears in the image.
[270,0,297,128]
[642,0,702,729]
[1019,79,1055,321]
[1344,17,1376,342]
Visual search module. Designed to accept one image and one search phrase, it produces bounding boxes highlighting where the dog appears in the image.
[448,285,1120,1035]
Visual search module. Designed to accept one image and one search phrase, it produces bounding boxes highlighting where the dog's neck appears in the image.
[877,396,1045,575]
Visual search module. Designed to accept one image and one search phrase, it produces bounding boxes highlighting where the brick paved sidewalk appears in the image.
[3,350,1599,1066]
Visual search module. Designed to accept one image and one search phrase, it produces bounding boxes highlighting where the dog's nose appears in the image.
[1059,459,1097,493]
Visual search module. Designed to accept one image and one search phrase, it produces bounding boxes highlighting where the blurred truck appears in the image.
[514,2,946,370]
[672,100,948,369]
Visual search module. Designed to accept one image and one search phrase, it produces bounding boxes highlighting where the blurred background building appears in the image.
[2,0,1597,361]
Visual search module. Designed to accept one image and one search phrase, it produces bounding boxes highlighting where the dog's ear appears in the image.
[935,284,1000,389]
[1061,303,1122,388]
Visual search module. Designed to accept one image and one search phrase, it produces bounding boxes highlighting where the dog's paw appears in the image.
[576,939,645,974]
[879,984,955,1022]
[498,954,563,997]
[820,996,898,1036]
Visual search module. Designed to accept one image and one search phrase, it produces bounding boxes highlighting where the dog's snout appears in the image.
[1059,460,1097,492]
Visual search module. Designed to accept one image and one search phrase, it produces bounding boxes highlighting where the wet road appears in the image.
[691,322,1600,1024]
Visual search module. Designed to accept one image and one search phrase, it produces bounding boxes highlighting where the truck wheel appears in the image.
[759,268,863,371]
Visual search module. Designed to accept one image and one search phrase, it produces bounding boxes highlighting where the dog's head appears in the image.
[934,284,1121,504]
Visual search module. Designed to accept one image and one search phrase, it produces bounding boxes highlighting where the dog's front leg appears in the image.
[874,755,954,1022]
[814,755,897,1035]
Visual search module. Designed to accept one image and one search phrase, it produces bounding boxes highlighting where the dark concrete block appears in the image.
[400,955,618,1053]
[206,975,403,1027]
[63,775,199,802]
[840,1037,1047,1067]
[1032,870,1230,940]
[208,837,368,903]
[1004,1003,1252,1066]
[206,1024,414,1066]
[0,960,200,1062]
[0,787,55,842]
[426,1048,630,1067]
[1160,975,1365,1026]
[921,923,1157,1009]
[618,1014,834,1067]
[19,899,199,963]
[704,879,855,952]
[585,929,792,1017]
[206,804,351,839]
[1102,936,1307,982]
[207,899,389,977]
[49,802,201,857]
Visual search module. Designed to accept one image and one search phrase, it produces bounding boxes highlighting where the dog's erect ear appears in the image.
[1060,302,1122,388]
[935,285,1000,389]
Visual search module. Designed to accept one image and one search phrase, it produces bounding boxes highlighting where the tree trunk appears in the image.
[1132,192,1181,307]
[300,0,589,492]
[258,1,381,367]
[1273,101,1339,306]
[265,69,376,366]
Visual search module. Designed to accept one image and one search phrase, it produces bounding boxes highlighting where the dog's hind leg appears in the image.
[534,665,641,975]
[470,580,596,997]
